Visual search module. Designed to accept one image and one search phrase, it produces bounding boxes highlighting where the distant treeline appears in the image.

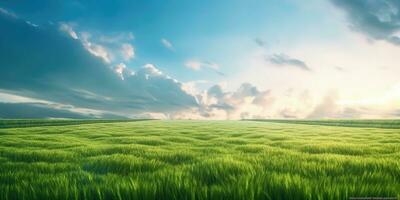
[0,119,154,129]
[246,119,400,129]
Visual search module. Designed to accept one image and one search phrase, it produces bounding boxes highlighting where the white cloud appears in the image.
[307,90,340,119]
[59,23,138,65]
[175,80,400,120]
[26,21,38,27]
[81,32,112,63]
[113,63,135,80]
[121,43,135,61]
[0,91,50,104]
[59,23,78,39]
[185,60,202,71]
[181,80,208,96]
[0,7,17,18]
[184,60,224,75]
[60,25,135,63]
[0,91,107,118]
[114,63,126,75]
[185,60,219,71]
[171,83,331,120]
[172,83,277,119]
[88,44,111,63]
[140,64,163,76]
[161,38,174,50]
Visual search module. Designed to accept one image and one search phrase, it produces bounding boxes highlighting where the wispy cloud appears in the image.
[59,23,78,39]
[26,21,38,27]
[0,7,17,18]
[185,60,225,76]
[267,53,311,71]
[60,24,137,63]
[80,32,112,63]
[161,38,174,51]
[254,37,267,47]
[121,43,135,61]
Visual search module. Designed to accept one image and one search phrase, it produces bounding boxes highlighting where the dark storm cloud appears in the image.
[267,53,311,71]
[0,12,198,118]
[331,0,400,45]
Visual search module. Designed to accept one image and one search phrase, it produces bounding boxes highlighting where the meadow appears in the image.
[248,119,400,129]
[0,120,399,200]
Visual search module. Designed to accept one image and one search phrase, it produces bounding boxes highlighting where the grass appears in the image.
[0,120,399,199]
[246,119,400,129]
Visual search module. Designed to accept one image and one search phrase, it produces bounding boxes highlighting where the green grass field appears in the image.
[0,120,399,200]
[247,119,400,129]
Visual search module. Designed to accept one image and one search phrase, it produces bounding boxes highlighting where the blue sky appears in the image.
[1,0,341,81]
[1,0,400,119]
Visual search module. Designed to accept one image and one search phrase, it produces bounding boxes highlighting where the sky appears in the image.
[0,0,400,119]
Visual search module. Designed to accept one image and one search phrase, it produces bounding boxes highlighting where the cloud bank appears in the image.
[1,6,399,120]
[0,12,197,118]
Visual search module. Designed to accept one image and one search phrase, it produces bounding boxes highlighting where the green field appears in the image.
[0,120,399,200]
[247,119,400,129]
